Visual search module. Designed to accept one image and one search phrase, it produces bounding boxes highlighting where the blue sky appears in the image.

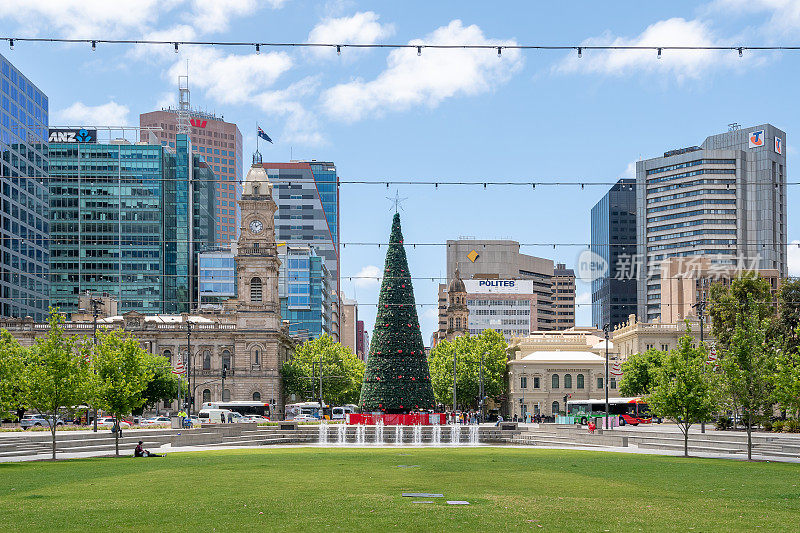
[2,0,800,341]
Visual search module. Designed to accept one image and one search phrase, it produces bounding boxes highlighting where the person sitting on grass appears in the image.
[134,441,163,458]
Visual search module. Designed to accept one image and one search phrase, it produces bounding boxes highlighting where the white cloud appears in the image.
[575,290,593,327]
[254,77,324,145]
[54,101,130,126]
[554,17,750,81]
[352,265,381,288]
[307,11,395,58]
[167,48,293,105]
[321,20,523,122]
[0,0,178,38]
[188,0,261,33]
[789,240,800,277]
[619,161,637,180]
[707,0,800,39]
[130,24,199,62]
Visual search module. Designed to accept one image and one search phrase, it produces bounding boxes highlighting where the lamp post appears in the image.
[603,324,610,430]
[186,322,194,414]
[90,297,100,432]
[521,364,526,423]
[452,347,457,414]
[478,351,485,423]
[693,279,707,433]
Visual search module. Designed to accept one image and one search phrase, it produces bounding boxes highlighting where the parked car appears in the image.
[20,414,65,429]
[139,416,171,426]
[188,415,203,427]
[242,415,270,424]
[97,417,131,429]
[293,414,317,422]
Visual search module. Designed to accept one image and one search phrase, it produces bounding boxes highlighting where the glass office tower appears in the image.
[278,245,334,340]
[0,53,50,320]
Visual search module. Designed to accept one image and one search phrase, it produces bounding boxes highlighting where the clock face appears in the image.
[249,220,264,234]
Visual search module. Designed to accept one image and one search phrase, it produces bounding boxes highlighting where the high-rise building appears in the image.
[278,244,336,341]
[636,124,787,321]
[48,133,215,314]
[591,178,637,329]
[0,53,50,320]
[553,263,576,330]
[340,292,367,359]
[445,239,556,330]
[140,107,242,245]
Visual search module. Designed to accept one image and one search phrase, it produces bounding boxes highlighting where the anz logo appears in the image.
[190,119,208,128]
[47,128,96,143]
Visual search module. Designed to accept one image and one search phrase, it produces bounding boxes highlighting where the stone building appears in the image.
[3,163,295,417]
[612,314,710,361]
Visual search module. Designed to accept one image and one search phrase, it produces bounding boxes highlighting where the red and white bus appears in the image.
[567,397,657,425]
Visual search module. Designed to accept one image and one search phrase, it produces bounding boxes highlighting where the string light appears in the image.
[174,42,179,53]
[8,39,13,50]
[497,46,502,57]
[336,45,341,56]
[738,47,743,57]
[417,46,422,56]
[91,40,96,51]
[657,48,662,59]
[577,47,582,58]
[255,43,260,55]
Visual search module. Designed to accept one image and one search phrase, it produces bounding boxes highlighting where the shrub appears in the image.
[772,420,784,433]
[785,419,800,433]
[715,417,731,430]
[763,420,773,432]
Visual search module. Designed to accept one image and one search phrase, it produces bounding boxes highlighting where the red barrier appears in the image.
[346,413,445,425]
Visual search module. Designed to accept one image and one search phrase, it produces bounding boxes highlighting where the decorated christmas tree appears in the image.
[359,213,436,413]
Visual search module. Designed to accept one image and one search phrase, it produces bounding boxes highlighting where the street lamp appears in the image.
[603,324,610,430]
[478,351,485,423]
[186,322,194,414]
[90,297,101,432]
[521,364,527,423]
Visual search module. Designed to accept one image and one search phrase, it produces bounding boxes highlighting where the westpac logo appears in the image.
[775,136,783,155]
[190,119,208,128]
[48,128,97,143]
[478,280,516,287]
[749,129,765,148]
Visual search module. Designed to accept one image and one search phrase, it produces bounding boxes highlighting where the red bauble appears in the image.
[384,304,388,308]
[411,377,415,381]
[398,349,402,353]
[402,284,406,288]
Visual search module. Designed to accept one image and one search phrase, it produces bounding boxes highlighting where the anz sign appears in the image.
[48,128,97,144]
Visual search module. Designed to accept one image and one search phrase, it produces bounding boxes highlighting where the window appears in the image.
[250,277,262,302]
[163,349,172,363]
[551,374,559,389]
[253,349,260,365]
[564,374,572,389]
[222,389,231,402]
[455,317,461,329]
[252,392,261,401]
[533,377,540,389]
[576,374,584,389]
[520,376,527,389]
[610,378,617,390]
[203,350,211,370]
[202,389,211,403]
[222,350,231,371]
[597,377,603,389]
[551,401,559,415]
[661,344,669,351]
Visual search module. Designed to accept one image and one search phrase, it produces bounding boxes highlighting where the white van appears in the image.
[331,406,356,420]
[198,408,232,424]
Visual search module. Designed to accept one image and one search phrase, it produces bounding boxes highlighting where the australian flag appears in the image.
[258,126,273,144]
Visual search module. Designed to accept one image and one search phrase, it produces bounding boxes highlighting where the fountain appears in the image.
[318,422,328,445]
[337,423,346,445]
[412,424,423,446]
[395,425,404,446]
[431,424,441,446]
[375,421,384,445]
[355,424,366,446]
[450,424,460,445]
[469,424,479,445]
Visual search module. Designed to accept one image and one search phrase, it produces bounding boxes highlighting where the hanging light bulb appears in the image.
[657,48,662,59]
[255,44,260,55]
[174,42,179,53]
[577,47,582,58]
[417,46,422,56]
[497,47,502,57]
[336,45,341,56]
[738,47,743,58]
[9,39,14,50]
[91,40,96,52]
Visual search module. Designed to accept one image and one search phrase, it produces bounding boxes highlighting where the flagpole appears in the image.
[256,122,259,154]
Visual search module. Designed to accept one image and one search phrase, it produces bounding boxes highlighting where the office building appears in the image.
[553,263,576,330]
[140,106,242,244]
[0,53,50,320]
[340,293,367,359]
[278,244,336,341]
[198,249,236,309]
[48,133,215,314]
[636,124,787,321]
[590,179,637,329]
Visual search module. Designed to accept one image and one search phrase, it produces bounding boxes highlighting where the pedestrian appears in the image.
[134,440,163,458]
[588,420,596,434]
[495,414,504,427]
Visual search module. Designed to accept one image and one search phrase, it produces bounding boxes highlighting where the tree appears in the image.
[619,348,665,397]
[20,311,92,460]
[774,342,800,420]
[647,334,719,457]
[708,272,774,348]
[281,334,365,406]
[0,330,25,420]
[139,354,183,413]
[720,299,776,461]
[359,213,436,413]
[776,278,800,354]
[428,330,507,410]
[91,329,154,456]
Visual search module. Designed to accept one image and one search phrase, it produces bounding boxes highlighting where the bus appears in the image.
[285,402,330,420]
[566,397,655,426]
[200,401,271,418]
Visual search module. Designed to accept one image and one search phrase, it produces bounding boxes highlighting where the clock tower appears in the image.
[228,163,281,329]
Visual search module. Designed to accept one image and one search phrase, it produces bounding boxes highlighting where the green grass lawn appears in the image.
[1,447,798,532]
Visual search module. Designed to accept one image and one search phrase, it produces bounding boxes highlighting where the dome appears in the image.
[448,269,466,293]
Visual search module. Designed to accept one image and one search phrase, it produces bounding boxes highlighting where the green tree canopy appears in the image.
[619,348,665,397]
[281,334,365,407]
[139,354,184,413]
[709,272,774,348]
[647,334,719,457]
[91,328,155,455]
[428,330,508,410]
[0,329,25,420]
[776,278,800,354]
[20,310,93,459]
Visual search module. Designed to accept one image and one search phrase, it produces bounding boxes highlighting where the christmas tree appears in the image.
[359,213,436,413]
